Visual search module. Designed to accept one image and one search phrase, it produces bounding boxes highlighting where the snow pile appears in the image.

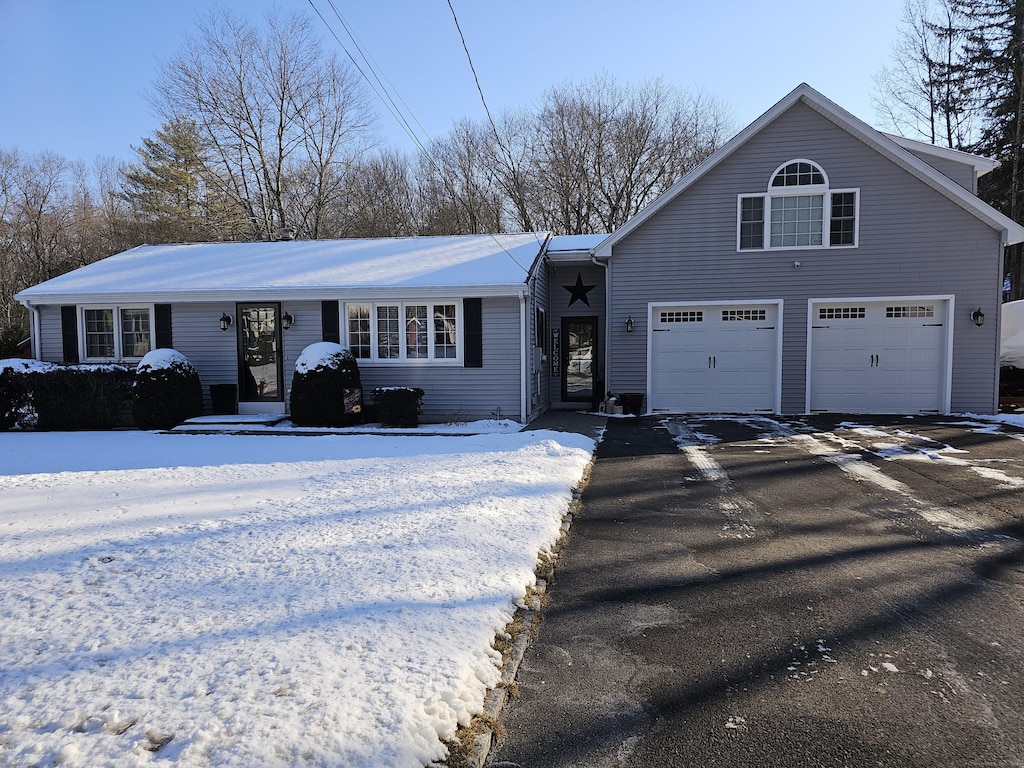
[294,342,353,373]
[1000,299,1024,367]
[135,348,191,372]
[0,429,594,767]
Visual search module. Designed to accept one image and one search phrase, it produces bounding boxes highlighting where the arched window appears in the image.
[738,160,858,250]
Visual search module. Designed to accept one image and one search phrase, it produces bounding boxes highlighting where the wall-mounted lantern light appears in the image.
[281,311,295,330]
[625,315,634,333]
[971,307,985,327]
[219,313,232,332]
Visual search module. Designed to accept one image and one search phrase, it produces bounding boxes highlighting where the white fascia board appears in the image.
[882,133,1000,177]
[16,284,529,306]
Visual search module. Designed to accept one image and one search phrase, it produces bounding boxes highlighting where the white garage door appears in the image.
[649,303,779,413]
[809,299,949,414]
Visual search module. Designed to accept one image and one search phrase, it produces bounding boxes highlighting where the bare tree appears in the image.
[528,74,732,234]
[152,9,374,240]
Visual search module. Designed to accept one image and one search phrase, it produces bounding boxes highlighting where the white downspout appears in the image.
[21,300,41,359]
[519,288,529,424]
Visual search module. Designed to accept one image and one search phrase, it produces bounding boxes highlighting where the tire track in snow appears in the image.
[662,420,759,539]
[789,433,989,535]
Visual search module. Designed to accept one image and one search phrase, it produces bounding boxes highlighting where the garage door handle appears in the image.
[708,355,716,369]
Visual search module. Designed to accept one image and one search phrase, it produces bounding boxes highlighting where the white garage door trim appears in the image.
[646,299,783,414]
[805,294,954,415]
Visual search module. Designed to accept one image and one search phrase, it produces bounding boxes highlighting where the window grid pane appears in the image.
[348,305,371,358]
[770,195,823,247]
[771,161,825,187]
[819,307,866,320]
[660,311,702,323]
[830,192,856,245]
[120,308,151,357]
[405,305,428,358]
[85,309,115,358]
[377,305,400,359]
[433,304,458,359]
[739,196,764,249]
[722,309,766,322]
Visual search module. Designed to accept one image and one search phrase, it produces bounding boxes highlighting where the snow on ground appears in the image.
[0,428,594,768]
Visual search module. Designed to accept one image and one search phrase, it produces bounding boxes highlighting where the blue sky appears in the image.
[1,0,904,165]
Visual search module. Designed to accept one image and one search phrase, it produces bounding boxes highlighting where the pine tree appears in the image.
[122,118,225,242]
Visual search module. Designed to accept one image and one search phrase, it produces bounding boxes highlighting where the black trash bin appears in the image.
[619,392,645,416]
[209,383,237,415]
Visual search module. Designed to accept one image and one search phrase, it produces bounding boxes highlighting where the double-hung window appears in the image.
[345,301,461,362]
[738,160,858,250]
[82,306,153,360]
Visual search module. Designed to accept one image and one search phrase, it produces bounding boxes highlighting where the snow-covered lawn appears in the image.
[0,428,594,768]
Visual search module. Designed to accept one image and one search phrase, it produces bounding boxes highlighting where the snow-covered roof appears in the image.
[16,234,549,304]
[594,83,1024,257]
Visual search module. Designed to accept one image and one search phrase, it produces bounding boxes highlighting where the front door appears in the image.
[237,303,285,413]
[562,317,597,402]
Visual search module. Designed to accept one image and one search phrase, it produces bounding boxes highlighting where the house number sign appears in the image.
[551,329,561,377]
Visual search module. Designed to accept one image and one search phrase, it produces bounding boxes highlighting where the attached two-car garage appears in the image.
[646,297,951,414]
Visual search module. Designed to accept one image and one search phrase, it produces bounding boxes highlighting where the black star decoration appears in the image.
[563,273,596,307]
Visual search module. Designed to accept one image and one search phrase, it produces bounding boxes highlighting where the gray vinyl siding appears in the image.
[529,261,551,419]
[900,147,977,193]
[37,306,64,362]
[357,296,523,422]
[608,101,1003,414]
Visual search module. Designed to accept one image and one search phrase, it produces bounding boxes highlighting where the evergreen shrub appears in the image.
[289,342,363,427]
[372,387,424,428]
[31,365,135,431]
[132,350,204,430]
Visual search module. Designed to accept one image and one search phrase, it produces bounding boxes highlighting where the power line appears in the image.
[306,0,431,156]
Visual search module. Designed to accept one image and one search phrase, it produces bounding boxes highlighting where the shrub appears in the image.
[0,364,31,430]
[289,342,363,427]
[30,364,134,431]
[372,387,424,428]
[132,349,204,430]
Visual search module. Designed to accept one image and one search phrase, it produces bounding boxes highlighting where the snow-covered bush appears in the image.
[289,342,363,427]
[132,349,203,430]
[372,387,424,428]
[27,362,134,431]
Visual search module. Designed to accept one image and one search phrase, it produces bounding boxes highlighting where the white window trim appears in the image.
[344,300,464,365]
[79,304,155,362]
[736,158,860,251]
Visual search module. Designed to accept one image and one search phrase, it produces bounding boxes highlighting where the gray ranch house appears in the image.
[16,84,1024,421]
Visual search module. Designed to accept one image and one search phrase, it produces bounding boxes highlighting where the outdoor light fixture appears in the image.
[972,307,985,327]
[625,315,634,333]
[281,312,295,330]
[219,313,232,332]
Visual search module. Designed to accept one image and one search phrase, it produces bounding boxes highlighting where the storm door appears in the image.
[562,317,597,402]
[237,303,284,404]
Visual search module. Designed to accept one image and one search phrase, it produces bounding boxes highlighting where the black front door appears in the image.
[562,317,597,402]
[237,303,284,403]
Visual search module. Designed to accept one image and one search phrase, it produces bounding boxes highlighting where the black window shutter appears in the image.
[463,298,482,368]
[322,300,341,343]
[60,305,80,364]
[154,304,173,349]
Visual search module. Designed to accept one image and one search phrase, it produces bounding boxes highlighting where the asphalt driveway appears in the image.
[487,414,1024,768]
